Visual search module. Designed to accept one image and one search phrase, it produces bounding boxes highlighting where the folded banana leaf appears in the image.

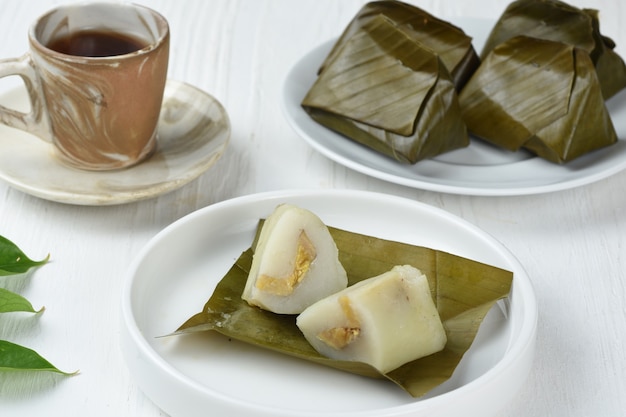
[480,0,626,100]
[176,221,514,398]
[460,35,617,164]
[319,0,480,90]
[301,14,469,164]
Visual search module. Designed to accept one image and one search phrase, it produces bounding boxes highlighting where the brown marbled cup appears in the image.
[0,2,169,170]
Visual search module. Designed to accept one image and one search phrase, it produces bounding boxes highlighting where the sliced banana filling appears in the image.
[242,204,348,314]
[254,230,317,296]
[316,296,361,349]
[297,265,447,374]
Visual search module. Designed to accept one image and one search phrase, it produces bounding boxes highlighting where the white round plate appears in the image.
[0,79,230,205]
[281,18,626,196]
[121,189,537,417]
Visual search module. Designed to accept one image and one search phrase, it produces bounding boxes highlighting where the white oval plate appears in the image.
[121,189,537,417]
[281,18,626,196]
[0,79,230,205]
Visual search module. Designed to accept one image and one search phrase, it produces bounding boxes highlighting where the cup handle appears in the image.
[0,54,52,142]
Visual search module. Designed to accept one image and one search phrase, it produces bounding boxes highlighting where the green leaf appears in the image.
[319,1,480,89]
[0,340,76,375]
[459,35,617,163]
[176,221,513,397]
[479,0,626,100]
[0,235,49,276]
[0,288,43,313]
[302,13,469,164]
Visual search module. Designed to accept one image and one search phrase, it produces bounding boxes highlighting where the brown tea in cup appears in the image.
[46,30,149,57]
[0,2,170,171]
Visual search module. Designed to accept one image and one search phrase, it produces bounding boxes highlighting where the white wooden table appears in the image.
[0,1,624,416]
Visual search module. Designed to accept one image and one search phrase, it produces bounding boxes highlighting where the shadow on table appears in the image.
[0,371,73,399]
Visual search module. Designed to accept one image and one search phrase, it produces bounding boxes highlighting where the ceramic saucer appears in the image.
[0,79,230,205]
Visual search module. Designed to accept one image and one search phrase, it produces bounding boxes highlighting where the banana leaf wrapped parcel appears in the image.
[480,0,626,100]
[175,220,514,398]
[459,36,617,164]
[301,13,469,164]
[319,0,481,90]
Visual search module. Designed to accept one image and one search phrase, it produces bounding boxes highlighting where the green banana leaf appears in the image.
[460,35,617,164]
[319,0,480,90]
[480,0,626,100]
[176,221,513,398]
[301,13,468,164]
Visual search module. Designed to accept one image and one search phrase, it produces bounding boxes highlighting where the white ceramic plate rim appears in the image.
[121,189,538,417]
[281,18,626,196]
[0,79,230,205]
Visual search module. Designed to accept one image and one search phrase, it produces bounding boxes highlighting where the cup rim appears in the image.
[28,2,169,62]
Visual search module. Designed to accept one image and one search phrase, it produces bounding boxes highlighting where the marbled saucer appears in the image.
[0,79,230,205]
